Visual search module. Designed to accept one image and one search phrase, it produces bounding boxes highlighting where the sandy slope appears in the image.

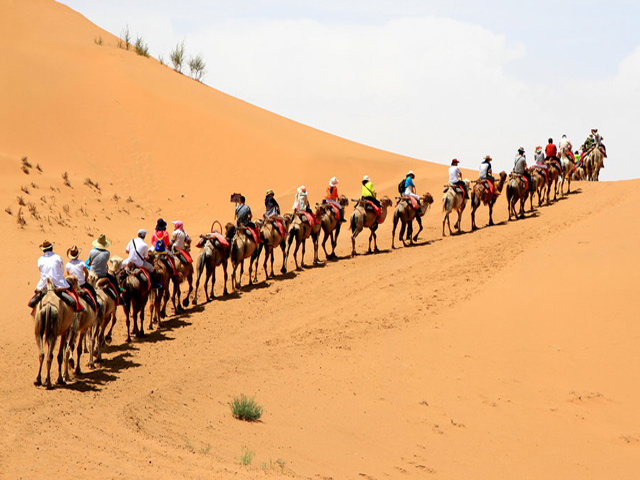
[1,1,639,479]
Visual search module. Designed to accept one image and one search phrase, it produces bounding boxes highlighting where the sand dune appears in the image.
[1,1,638,479]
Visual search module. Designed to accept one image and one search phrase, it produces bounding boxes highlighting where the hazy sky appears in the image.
[60,0,640,180]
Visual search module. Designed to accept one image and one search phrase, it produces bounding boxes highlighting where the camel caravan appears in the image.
[27,130,605,388]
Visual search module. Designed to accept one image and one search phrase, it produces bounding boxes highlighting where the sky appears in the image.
[59,0,640,180]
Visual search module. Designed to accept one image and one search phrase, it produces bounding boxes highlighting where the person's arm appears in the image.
[83,264,89,282]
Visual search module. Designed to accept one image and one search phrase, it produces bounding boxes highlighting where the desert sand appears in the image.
[1,1,638,479]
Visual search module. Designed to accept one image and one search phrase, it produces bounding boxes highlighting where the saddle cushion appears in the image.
[409,196,419,210]
[80,288,98,311]
[135,268,152,292]
[329,203,341,221]
[176,248,193,264]
[364,200,381,218]
[302,212,317,227]
[247,226,260,244]
[161,255,178,276]
[274,219,286,238]
[60,289,84,312]
[212,232,230,248]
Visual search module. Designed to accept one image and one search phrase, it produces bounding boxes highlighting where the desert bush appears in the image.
[158,54,165,66]
[62,171,71,187]
[20,185,29,194]
[31,182,38,189]
[126,196,134,203]
[21,157,32,169]
[229,395,263,421]
[36,163,42,172]
[169,41,186,73]
[17,196,26,206]
[120,24,131,50]
[5,207,12,215]
[113,193,120,202]
[135,36,150,57]
[17,208,26,226]
[84,177,101,191]
[239,446,255,466]
[94,36,103,46]
[188,54,206,82]
[21,165,30,174]
[27,203,39,219]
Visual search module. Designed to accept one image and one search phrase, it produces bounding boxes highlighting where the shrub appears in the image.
[135,36,150,57]
[35,163,42,172]
[169,41,186,73]
[188,54,206,82]
[5,207,12,215]
[121,24,131,50]
[158,54,165,66]
[17,196,26,206]
[17,208,26,226]
[229,394,263,421]
[62,171,71,187]
[94,36,103,46]
[21,185,29,194]
[239,446,255,466]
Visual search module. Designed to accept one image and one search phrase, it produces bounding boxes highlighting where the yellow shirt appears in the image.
[361,181,376,198]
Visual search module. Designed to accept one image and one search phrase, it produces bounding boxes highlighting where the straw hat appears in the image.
[518,147,525,153]
[297,186,307,194]
[39,239,54,251]
[407,170,415,178]
[92,234,111,250]
[363,175,371,182]
[329,177,339,186]
[66,245,80,259]
[266,189,274,196]
[484,155,492,161]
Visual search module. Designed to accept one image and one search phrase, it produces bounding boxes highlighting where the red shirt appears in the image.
[151,230,170,250]
[326,185,338,201]
[545,143,557,158]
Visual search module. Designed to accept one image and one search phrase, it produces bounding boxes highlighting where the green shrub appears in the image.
[120,24,131,50]
[188,54,206,82]
[134,36,150,57]
[169,41,186,73]
[240,446,255,465]
[229,394,263,421]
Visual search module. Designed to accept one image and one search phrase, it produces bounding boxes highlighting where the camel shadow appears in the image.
[68,350,141,391]
[471,221,508,232]
[239,281,270,293]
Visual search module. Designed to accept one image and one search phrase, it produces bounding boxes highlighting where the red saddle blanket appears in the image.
[519,175,529,191]
[246,226,260,244]
[212,232,229,248]
[274,219,286,238]
[409,196,419,209]
[550,159,562,172]
[329,203,341,221]
[363,200,383,223]
[176,248,193,264]
[302,212,317,227]
[160,255,178,276]
[137,268,151,292]
[80,287,98,311]
[481,180,494,196]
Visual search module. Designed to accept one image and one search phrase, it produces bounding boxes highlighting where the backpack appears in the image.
[398,178,406,194]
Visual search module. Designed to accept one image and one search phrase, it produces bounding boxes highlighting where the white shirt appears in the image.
[125,238,149,268]
[293,192,309,211]
[559,137,572,152]
[479,162,490,179]
[449,166,461,184]
[37,251,70,290]
[66,259,87,286]
[172,230,189,250]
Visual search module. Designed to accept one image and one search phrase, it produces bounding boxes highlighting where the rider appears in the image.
[558,134,573,158]
[325,177,346,222]
[235,195,257,230]
[533,146,547,168]
[65,245,99,306]
[545,138,558,162]
[514,147,534,193]
[265,189,287,234]
[170,221,191,252]
[448,159,469,199]
[122,229,160,288]
[87,233,122,304]
[27,240,81,309]
[292,186,316,225]
[151,218,171,252]
[478,155,495,194]
[583,128,607,167]
[403,171,422,211]
[361,175,381,207]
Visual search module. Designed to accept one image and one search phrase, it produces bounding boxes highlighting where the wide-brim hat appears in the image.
[407,170,415,177]
[66,245,80,259]
[39,240,54,251]
[329,177,338,186]
[92,234,111,250]
[591,128,598,132]
[484,155,492,161]
[297,186,307,193]
[363,175,371,182]
[518,147,525,153]
[266,189,274,196]
[451,159,459,165]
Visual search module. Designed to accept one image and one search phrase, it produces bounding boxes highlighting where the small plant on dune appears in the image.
[21,185,30,194]
[188,54,206,82]
[21,156,33,169]
[35,163,42,172]
[126,196,134,203]
[120,24,131,50]
[63,204,70,216]
[134,36,150,57]
[62,171,71,187]
[261,458,286,473]
[5,207,12,215]
[84,177,101,191]
[31,182,38,189]
[27,202,39,219]
[21,165,30,174]
[16,208,26,227]
[158,54,165,66]
[239,446,255,466]
[169,41,186,73]
[94,36,103,46]
[113,193,120,202]
[17,195,26,206]
[229,394,263,421]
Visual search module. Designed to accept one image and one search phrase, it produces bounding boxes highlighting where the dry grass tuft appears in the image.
[63,204,70,216]
[5,207,12,215]
[17,208,26,227]
[21,185,30,194]
[62,171,71,187]
[31,182,38,189]
[113,194,120,202]
[27,203,39,219]
[17,196,26,206]
[21,165,30,174]
[21,157,33,168]
[84,177,101,191]
[126,196,134,203]
[94,36,103,46]
[36,163,42,172]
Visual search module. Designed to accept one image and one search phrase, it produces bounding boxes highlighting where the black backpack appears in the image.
[398,177,406,194]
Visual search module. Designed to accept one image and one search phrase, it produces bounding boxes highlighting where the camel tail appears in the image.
[442,193,452,214]
[350,212,357,233]
[287,226,297,248]
[42,304,56,344]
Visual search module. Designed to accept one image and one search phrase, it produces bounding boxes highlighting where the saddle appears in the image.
[239,225,260,244]
[159,254,178,277]
[479,180,494,196]
[548,159,562,172]
[80,287,98,311]
[444,184,466,197]
[328,203,341,221]
[270,218,287,238]
[176,248,193,264]
[531,165,548,183]
[362,200,382,221]
[27,288,84,312]
[513,174,529,191]
[298,211,317,227]
[97,277,120,305]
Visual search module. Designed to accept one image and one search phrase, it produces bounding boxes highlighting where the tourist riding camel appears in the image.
[192,225,232,304]
[391,192,433,248]
[513,147,534,194]
[28,240,82,313]
[558,134,572,158]
[350,196,392,256]
[64,245,99,310]
[470,170,507,230]
[151,218,171,251]
[264,189,287,236]
[316,195,349,259]
[122,229,160,288]
[478,155,496,193]
[545,138,558,162]
[448,159,469,200]
[401,171,422,210]
[119,264,151,342]
[325,177,346,222]
[442,160,470,236]
[292,186,317,227]
[87,233,122,305]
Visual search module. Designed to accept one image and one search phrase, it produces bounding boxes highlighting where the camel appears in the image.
[470,172,507,230]
[442,181,470,236]
[559,151,575,195]
[585,146,604,181]
[545,158,562,202]
[350,196,393,255]
[91,277,118,366]
[171,248,194,312]
[316,196,349,259]
[192,224,233,304]
[229,224,258,290]
[528,167,548,209]
[573,162,587,181]
[254,214,291,281]
[119,267,151,342]
[148,251,176,327]
[32,278,77,388]
[286,211,322,269]
[391,193,434,248]
[69,283,99,376]
[506,173,530,221]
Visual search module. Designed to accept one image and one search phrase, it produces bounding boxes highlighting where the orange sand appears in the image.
[1,1,638,478]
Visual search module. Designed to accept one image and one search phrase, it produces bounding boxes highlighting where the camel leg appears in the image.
[372,225,380,253]
[270,247,276,277]
[488,202,495,226]
[333,225,340,257]
[414,216,423,241]
[300,239,307,268]
[138,307,146,338]
[263,246,270,279]
[75,331,85,375]
[391,214,398,249]
[56,332,67,385]
[407,220,414,244]
[43,334,56,389]
[367,230,373,253]
[279,241,287,274]
[35,332,45,386]
[183,274,193,308]
[313,234,320,265]
[399,219,407,246]
[321,230,330,259]
[193,260,204,305]
[125,308,132,343]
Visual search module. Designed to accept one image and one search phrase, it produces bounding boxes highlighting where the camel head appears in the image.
[380,196,393,208]
[338,195,349,207]
[282,213,293,228]
[224,222,236,240]
[314,203,327,217]
[421,192,434,205]
[109,255,123,274]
